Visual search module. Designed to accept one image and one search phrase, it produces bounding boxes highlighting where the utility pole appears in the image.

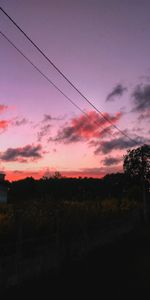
[141,146,148,224]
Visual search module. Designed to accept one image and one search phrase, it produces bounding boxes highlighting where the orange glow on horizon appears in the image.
[5,169,106,182]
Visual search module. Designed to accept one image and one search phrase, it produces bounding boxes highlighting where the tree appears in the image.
[52,171,62,179]
[123,144,150,223]
[123,144,150,181]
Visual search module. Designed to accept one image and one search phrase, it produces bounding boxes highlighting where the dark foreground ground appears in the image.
[2,223,150,298]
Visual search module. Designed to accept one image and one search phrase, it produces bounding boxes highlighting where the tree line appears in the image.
[6,145,150,205]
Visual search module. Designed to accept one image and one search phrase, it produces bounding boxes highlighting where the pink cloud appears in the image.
[0,104,8,114]
[0,120,10,131]
[53,111,122,143]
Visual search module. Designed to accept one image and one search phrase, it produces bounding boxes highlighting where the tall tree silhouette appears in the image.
[123,144,150,222]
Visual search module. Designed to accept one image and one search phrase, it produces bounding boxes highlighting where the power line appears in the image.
[1,31,123,141]
[0,6,137,144]
[0,30,109,134]
[0,31,88,117]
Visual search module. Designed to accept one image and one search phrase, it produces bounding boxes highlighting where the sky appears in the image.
[0,0,150,181]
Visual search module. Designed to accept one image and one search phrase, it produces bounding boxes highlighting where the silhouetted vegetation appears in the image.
[5,145,149,206]
[7,172,142,205]
[123,144,150,179]
[0,145,149,248]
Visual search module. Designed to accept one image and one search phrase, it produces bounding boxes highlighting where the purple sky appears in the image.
[0,0,150,181]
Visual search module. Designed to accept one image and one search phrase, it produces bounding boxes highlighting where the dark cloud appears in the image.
[42,114,53,123]
[53,126,83,143]
[0,144,42,162]
[132,84,150,112]
[13,118,28,126]
[42,114,64,123]
[138,109,150,121]
[13,170,24,174]
[37,113,65,141]
[94,136,145,154]
[106,84,127,101]
[102,156,122,166]
[52,111,122,144]
[132,127,144,132]
[139,75,150,82]
[37,124,51,142]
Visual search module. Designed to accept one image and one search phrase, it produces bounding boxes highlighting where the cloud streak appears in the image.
[52,111,122,143]
[42,114,64,123]
[37,124,51,142]
[102,156,122,166]
[94,136,146,154]
[138,109,150,121]
[132,84,150,112]
[35,113,65,141]
[0,144,42,162]
[106,84,127,101]
[13,118,28,126]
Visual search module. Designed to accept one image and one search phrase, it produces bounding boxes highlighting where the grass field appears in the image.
[2,223,150,298]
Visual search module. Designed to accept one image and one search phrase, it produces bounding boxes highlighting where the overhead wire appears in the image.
[0,6,138,145]
[0,31,88,117]
[0,30,110,136]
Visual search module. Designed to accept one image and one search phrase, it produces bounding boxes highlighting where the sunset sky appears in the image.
[0,0,150,181]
